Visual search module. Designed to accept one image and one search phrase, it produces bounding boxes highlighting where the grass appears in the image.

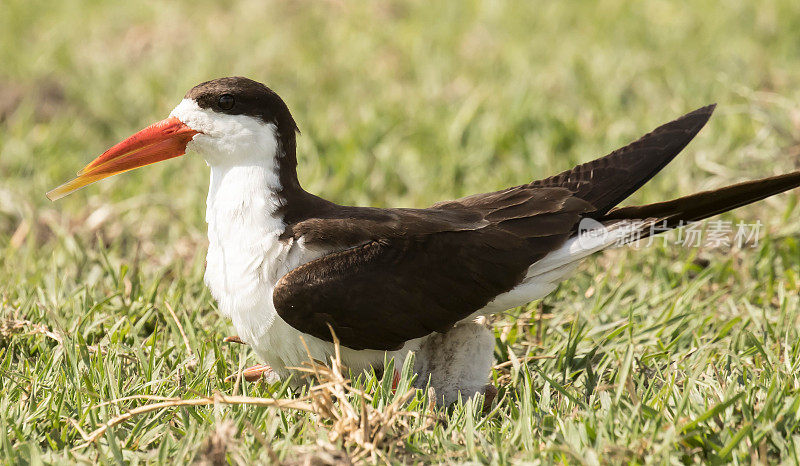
[2,0,800,463]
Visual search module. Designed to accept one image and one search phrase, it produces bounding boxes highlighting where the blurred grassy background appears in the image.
[2,0,800,463]
[3,0,800,246]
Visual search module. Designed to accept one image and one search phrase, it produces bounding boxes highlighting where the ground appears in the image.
[2,0,800,463]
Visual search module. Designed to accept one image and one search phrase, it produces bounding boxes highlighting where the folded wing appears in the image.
[274,105,730,350]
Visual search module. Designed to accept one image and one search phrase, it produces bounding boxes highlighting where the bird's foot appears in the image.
[225,364,276,383]
[222,336,279,383]
[223,335,246,345]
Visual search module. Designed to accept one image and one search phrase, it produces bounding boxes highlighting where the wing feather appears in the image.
[273,106,714,350]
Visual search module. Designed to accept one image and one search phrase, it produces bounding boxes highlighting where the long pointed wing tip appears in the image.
[690,103,717,118]
[680,103,717,133]
[695,103,717,119]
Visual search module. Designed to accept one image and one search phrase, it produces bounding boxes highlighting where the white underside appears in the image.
[172,97,629,402]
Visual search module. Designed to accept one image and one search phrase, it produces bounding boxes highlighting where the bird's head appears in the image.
[47,77,299,200]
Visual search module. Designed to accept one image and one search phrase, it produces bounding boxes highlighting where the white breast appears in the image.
[203,162,386,379]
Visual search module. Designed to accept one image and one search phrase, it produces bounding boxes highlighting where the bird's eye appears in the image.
[218,94,235,110]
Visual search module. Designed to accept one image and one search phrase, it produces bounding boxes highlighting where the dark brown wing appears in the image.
[428,105,714,218]
[274,106,714,350]
[527,104,715,216]
[275,190,592,350]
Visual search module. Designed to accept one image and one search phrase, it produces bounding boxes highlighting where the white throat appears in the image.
[169,99,292,320]
[203,159,288,317]
[206,162,283,228]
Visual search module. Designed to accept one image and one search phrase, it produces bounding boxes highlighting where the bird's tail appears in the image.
[600,170,800,240]
[527,170,800,281]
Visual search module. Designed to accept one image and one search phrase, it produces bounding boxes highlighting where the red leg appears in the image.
[225,364,275,382]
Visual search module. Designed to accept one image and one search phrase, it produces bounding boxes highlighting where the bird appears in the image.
[48,76,800,404]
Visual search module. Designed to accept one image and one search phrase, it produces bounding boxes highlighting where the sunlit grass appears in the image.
[1,0,800,462]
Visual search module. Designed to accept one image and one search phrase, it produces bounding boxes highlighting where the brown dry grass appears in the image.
[291,334,438,463]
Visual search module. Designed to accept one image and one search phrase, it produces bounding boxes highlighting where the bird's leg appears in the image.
[223,335,246,344]
[224,363,276,383]
[240,364,275,382]
[392,369,401,391]
[222,335,278,383]
[408,322,497,409]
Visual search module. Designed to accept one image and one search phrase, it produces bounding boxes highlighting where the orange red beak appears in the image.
[46,117,199,201]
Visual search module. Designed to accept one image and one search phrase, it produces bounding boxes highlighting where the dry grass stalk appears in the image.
[195,420,238,466]
[282,442,353,466]
[291,333,434,463]
[0,318,63,343]
[164,302,196,361]
[72,328,434,460]
[72,394,314,450]
[493,354,556,370]
[0,317,135,362]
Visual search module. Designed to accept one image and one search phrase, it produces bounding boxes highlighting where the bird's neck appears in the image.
[204,143,332,244]
[206,160,291,237]
[203,160,296,324]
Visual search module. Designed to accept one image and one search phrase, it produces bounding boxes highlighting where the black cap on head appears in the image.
[186,77,299,136]
[187,77,302,191]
